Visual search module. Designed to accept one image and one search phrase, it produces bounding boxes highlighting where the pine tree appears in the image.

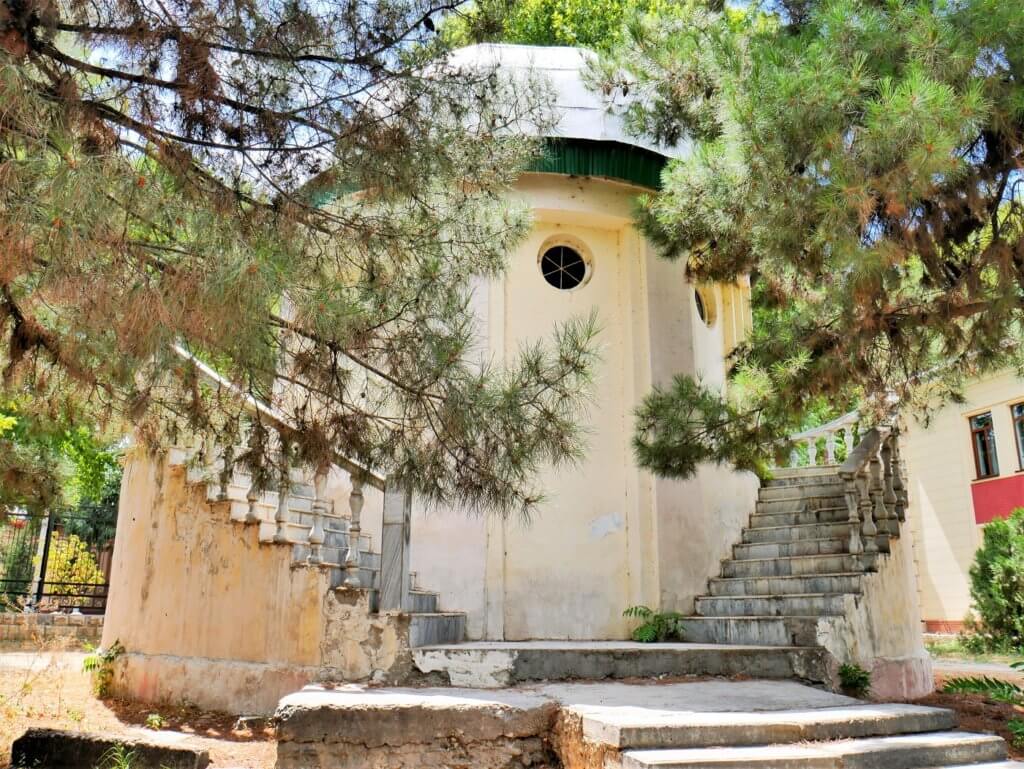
[0,1,597,516]
[594,0,1024,478]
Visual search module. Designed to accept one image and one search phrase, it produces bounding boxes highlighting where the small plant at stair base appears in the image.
[82,640,125,697]
[1008,718,1024,749]
[623,606,685,643]
[942,674,1024,705]
[838,663,871,697]
[145,712,168,731]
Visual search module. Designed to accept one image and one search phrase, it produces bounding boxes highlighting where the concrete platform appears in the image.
[412,641,832,688]
[271,678,1015,769]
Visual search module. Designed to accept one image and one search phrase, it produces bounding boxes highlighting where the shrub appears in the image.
[42,531,105,608]
[622,606,685,643]
[838,663,872,697]
[1,525,35,609]
[967,508,1024,651]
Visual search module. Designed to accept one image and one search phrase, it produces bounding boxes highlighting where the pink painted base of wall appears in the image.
[971,474,1024,524]
[112,652,319,716]
[868,655,934,701]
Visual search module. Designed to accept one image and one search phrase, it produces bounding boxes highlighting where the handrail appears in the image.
[171,344,386,490]
[791,410,859,441]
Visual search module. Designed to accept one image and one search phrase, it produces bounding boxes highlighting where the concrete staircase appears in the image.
[166,447,466,646]
[681,466,872,648]
[273,679,1024,769]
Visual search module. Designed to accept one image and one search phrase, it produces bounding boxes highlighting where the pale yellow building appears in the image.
[902,370,1024,632]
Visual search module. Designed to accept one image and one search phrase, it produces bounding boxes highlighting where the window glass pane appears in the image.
[971,412,999,477]
[1015,404,1024,468]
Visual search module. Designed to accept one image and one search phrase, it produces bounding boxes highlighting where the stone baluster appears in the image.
[881,436,898,533]
[869,448,891,540]
[858,467,878,555]
[842,473,864,557]
[806,439,818,466]
[843,425,854,456]
[891,433,907,522]
[243,428,260,524]
[789,447,800,467]
[217,443,234,501]
[273,437,292,543]
[344,476,364,587]
[825,431,837,464]
[307,465,328,565]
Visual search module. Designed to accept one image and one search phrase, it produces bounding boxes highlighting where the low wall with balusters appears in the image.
[101,448,413,715]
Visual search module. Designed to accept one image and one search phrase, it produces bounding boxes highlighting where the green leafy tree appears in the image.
[0,1,597,518]
[589,0,1024,475]
[442,0,679,50]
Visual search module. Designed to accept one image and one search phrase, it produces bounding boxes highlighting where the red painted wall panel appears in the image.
[971,474,1024,524]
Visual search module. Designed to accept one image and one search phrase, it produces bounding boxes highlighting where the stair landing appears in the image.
[411,640,831,688]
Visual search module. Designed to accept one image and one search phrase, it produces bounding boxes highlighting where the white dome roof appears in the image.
[447,44,688,160]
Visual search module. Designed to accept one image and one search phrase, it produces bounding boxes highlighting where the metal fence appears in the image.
[0,511,111,614]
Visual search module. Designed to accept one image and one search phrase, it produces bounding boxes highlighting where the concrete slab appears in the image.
[274,684,559,769]
[413,641,831,688]
[11,727,210,769]
[620,731,1008,768]
[540,680,956,749]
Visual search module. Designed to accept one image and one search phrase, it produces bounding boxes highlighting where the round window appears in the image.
[694,287,716,327]
[540,245,588,290]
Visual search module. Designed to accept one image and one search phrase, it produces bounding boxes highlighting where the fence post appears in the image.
[33,512,54,607]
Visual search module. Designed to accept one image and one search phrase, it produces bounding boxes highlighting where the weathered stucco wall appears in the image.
[409,174,759,640]
[816,534,932,699]
[104,449,407,714]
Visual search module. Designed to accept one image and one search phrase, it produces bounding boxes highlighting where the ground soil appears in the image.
[913,691,1024,760]
[0,651,275,768]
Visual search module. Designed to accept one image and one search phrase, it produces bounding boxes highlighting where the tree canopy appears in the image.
[442,0,677,50]
[592,0,1024,477]
[0,0,596,517]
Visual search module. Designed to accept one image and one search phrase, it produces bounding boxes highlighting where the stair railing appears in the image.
[170,345,414,612]
[785,411,862,467]
[836,417,907,567]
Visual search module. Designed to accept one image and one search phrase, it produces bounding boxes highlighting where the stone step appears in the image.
[742,522,852,544]
[765,469,841,487]
[749,507,849,528]
[733,538,848,560]
[412,642,831,688]
[722,553,873,579]
[708,573,863,597]
[756,497,845,515]
[619,731,1008,768]
[409,613,467,647]
[758,482,845,502]
[694,593,848,618]
[679,616,822,646]
[583,700,957,751]
[409,590,440,613]
[768,466,840,481]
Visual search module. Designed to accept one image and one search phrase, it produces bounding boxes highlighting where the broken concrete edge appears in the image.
[10,727,210,769]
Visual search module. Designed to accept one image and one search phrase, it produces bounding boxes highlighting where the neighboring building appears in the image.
[902,370,1024,632]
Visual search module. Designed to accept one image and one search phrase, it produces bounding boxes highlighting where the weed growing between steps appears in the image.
[622,607,685,643]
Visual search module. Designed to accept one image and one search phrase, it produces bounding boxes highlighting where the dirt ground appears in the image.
[0,651,275,768]
[914,690,1024,760]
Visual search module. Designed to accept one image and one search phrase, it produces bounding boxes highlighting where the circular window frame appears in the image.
[694,285,717,327]
[537,236,593,292]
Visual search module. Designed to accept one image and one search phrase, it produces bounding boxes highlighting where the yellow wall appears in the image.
[903,370,1024,627]
[409,173,759,639]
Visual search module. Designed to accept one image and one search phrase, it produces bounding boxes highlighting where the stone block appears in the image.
[10,728,210,769]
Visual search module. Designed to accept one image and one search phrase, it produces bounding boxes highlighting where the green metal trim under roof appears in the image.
[529,139,666,190]
[305,137,666,208]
